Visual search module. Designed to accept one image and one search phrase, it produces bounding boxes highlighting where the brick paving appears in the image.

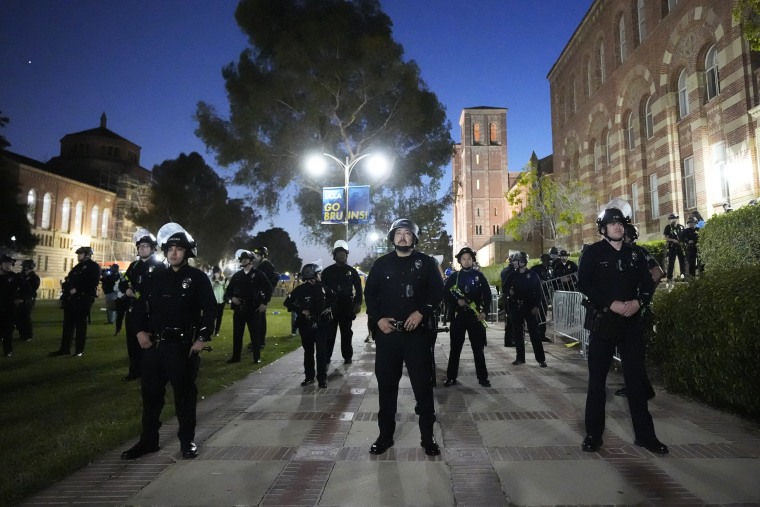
[20,315,760,506]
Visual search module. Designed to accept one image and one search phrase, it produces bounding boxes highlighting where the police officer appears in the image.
[284,263,336,388]
[16,259,40,342]
[364,218,444,456]
[577,206,667,455]
[50,246,100,357]
[443,247,492,387]
[225,249,272,363]
[553,250,578,291]
[500,253,520,347]
[120,229,165,381]
[503,252,547,367]
[530,254,554,343]
[1,254,29,357]
[251,246,278,349]
[321,240,363,365]
[101,263,121,324]
[682,217,700,277]
[121,223,216,460]
[663,212,685,282]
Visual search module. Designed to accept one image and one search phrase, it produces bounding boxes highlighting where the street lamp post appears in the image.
[306,152,390,241]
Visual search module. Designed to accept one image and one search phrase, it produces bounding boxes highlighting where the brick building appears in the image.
[548,0,760,250]
[2,114,151,297]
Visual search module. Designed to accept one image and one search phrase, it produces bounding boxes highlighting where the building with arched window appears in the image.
[547,0,760,251]
[2,113,151,297]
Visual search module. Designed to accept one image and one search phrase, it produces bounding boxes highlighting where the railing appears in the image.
[552,290,590,358]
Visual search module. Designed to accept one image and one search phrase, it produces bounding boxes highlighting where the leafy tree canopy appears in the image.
[504,158,590,243]
[195,0,454,249]
[735,0,760,51]
[0,111,10,150]
[130,152,258,265]
[243,227,302,275]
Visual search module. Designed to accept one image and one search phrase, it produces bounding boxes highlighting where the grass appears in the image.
[0,297,301,507]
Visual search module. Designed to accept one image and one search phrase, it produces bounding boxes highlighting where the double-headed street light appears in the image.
[305,152,391,240]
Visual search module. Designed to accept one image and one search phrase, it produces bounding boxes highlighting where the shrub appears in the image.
[700,204,760,271]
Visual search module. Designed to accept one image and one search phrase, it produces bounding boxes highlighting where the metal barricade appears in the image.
[538,273,577,326]
[552,290,590,358]
[489,286,499,323]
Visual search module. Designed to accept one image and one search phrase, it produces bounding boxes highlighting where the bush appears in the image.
[700,204,760,271]
[638,239,666,266]
[648,265,760,421]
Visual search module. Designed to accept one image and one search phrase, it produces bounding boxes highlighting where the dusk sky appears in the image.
[1,0,592,265]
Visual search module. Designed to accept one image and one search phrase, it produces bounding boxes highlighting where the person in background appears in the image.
[251,246,278,349]
[101,263,120,324]
[16,259,40,342]
[503,252,547,368]
[682,218,700,277]
[1,254,29,357]
[284,262,335,388]
[663,212,685,282]
[500,253,520,347]
[321,240,363,366]
[210,266,228,336]
[50,246,100,357]
[530,254,554,343]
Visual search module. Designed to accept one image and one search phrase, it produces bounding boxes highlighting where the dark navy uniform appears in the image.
[681,226,699,276]
[225,267,272,362]
[365,250,444,443]
[1,262,29,356]
[121,257,165,379]
[663,222,685,280]
[133,263,216,452]
[56,257,100,355]
[530,259,554,342]
[500,263,519,346]
[284,280,335,385]
[444,268,492,383]
[577,239,659,447]
[254,257,278,346]
[321,262,362,364]
[15,265,39,342]
[504,268,545,365]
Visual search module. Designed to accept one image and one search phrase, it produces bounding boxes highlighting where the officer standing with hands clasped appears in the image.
[443,246,492,387]
[321,240,363,365]
[577,201,667,455]
[121,223,216,460]
[364,218,444,456]
[503,252,547,367]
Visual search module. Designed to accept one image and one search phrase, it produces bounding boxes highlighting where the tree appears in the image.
[246,227,302,275]
[130,152,258,265]
[0,111,10,150]
[734,0,760,51]
[195,0,453,248]
[504,158,590,243]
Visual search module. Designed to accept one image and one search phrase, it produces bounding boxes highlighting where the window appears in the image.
[74,201,84,235]
[27,189,37,225]
[644,96,654,139]
[101,208,110,238]
[90,206,99,237]
[626,112,636,150]
[61,198,71,233]
[494,207,498,216]
[678,69,689,118]
[489,123,498,144]
[599,43,606,84]
[683,156,696,208]
[649,173,660,219]
[473,123,481,144]
[604,129,611,164]
[712,142,728,201]
[618,16,627,64]
[585,57,592,97]
[705,46,720,101]
[41,193,53,229]
[631,183,639,223]
[637,0,646,44]
[667,0,678,14]
[591,139,600,172]
[476,179,480,190]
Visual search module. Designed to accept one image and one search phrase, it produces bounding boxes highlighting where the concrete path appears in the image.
[21,315,760,506]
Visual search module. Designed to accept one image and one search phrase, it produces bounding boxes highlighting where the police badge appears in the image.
[182,277,193,289]
[414,258,423,270]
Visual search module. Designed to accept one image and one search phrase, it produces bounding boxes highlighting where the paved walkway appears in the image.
[22,315,760,506]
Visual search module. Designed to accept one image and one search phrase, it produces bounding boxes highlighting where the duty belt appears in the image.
[156,327,195,344]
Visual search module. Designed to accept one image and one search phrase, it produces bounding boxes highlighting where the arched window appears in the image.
[90,205,99,237]
[637,0,646,45]
[27,189,37,225]
[61,198,71,233]
[41,193,53,229]
[603,129,611,164]
[644,96,654,139]
[585,57,593,97]
[74,201,84,235]
[705,45,720,101]
[571,76,577,113]
[489,123,498,144]
[598,42,606,84]
[618,16,627,64]
[678,69,690,118]
[591,139,600,172]
[473,123,481,144]
[101,208,110,238]
[626,112,636,150]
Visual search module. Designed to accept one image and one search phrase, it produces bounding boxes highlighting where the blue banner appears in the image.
[322,185,371,224]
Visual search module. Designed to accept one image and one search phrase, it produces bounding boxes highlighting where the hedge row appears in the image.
[699,204,760,270]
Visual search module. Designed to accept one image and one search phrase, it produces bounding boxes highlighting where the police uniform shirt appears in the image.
[633,244,661,270]
[553,259,578,277]
[364,250,444,325]
[530,263,554,281]
[24,271,40,299]
[444,268,491,313]
[503,269,542,308]
[137,264,216,341]
[663,223,684,247]
[321,263,363,309]
[577,240,654,309]
[257,259,279,288]
[224,267,273,309]
[66,259,101,298]
[499,264,515,289]
[122,257,165,304]
[1,270,30,309]
[681,227,699,248]
[284,282,336,323]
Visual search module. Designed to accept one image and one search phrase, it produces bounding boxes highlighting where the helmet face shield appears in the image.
[157,223,197,258]
[301,263,322,280]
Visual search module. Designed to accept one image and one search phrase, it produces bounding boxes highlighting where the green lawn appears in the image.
[0,297,301,507]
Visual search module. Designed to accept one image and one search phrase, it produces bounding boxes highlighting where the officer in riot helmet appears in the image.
[530,254,554,343]
[503,252,546,367]
[1,254,30,357]
[250,246,278,349]
[364,218,444,456]
[16,259,40,343]
[663,212,685,282]
[682,217,700,277]
[443,247,492,387]
[50,246,100,357]
[577,204,666,455]
[321,240,363,365]
[224,249,272,364]
[121,223,216,461]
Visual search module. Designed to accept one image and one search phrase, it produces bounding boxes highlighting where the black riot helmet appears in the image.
[624,223,639,241]
[163,232,197,258]
[596,208,629,235]
[387,218,419,246]
[252,246,268,258]
[301,263,322,280]
[512,251,528,266]
[668,212,679,220]
[75,246,93,257]
[133,227,157,248]
[21,259,36,270]
[0,254,15,265]
[455,247,476,261]
[236,249,254,261]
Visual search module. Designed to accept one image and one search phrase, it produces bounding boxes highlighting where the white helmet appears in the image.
[332,240,349,255]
